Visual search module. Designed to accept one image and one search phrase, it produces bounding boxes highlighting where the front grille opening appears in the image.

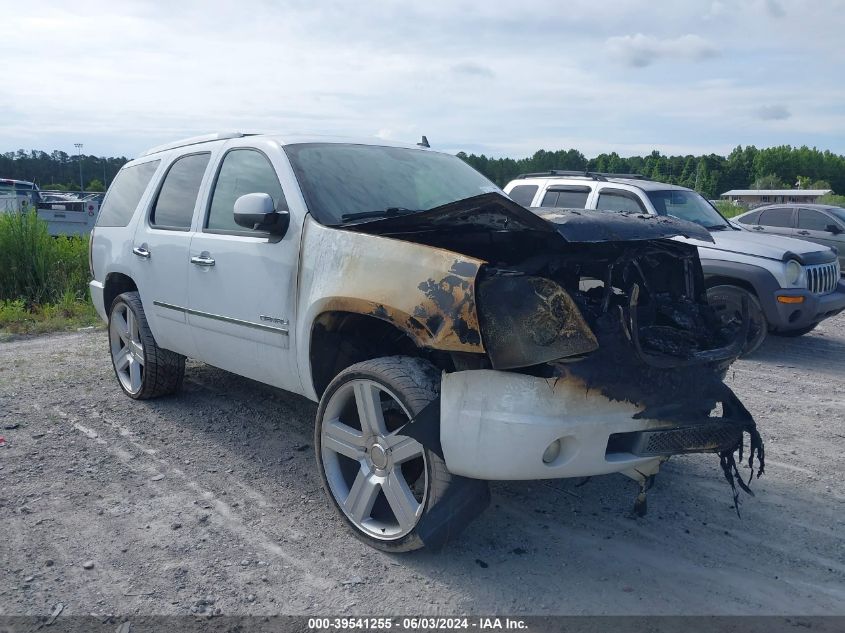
[606,423,743,457]
[807,263,838,295]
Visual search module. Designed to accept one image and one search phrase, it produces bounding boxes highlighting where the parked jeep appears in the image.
[90,135,763,551]
[505,172,845,354]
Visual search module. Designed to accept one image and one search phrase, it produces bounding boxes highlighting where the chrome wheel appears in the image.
[320,379,427,541]
[109,302,144,395]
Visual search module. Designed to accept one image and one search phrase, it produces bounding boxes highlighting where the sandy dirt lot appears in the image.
[1,314,844,617]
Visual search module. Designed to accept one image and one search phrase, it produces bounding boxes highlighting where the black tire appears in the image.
[315,356,489,552]
[706,285,767,356]
[771,323,818,337]
[108,291,185,400]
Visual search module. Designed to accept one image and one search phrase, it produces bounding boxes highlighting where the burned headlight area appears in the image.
[477,240,743,372]
[476,239,764,513]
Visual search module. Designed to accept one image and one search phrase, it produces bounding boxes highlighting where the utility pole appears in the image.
[74,143,84,192]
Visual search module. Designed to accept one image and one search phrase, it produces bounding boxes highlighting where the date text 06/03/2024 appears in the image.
[306,617,528,630]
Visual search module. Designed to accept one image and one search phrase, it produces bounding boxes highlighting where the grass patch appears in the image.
[0,211,100,336]
[0,294,101,336]
[713,200,746,219]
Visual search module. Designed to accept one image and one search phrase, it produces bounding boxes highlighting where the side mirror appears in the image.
[826,224,843,235]
[234,193,289,236]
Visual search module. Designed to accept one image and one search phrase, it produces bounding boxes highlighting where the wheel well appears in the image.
[704,275,758,297]
[310,311,446,398]
[104,273,138,315]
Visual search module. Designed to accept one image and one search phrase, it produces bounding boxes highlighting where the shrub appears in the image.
[713,200,745,218]
[0,211,90,306]
[818,193,845,208]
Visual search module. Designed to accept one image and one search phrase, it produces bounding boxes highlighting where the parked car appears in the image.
[90,134,763,551]
[733,204,845,270]
[504,172,845,354]
[0,177,99,235]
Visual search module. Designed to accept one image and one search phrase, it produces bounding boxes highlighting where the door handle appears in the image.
[190,255,215,267]
[797,230,810,235]
[132,246,151,258]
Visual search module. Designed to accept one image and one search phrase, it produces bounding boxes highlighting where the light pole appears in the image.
[74,143,83,192]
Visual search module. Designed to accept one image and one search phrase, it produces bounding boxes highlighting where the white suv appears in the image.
[90,135,763,551]
[505,171,845,354]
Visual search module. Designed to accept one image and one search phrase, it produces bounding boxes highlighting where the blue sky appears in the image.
[1,0,843,159]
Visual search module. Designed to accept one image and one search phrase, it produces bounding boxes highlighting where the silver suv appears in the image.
[505,172,845,354]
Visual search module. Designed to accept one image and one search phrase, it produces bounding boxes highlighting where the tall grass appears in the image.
[0,211,98,335]
[0,211,90,306]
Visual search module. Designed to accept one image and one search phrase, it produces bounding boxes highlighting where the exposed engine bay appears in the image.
[346,193,765,514]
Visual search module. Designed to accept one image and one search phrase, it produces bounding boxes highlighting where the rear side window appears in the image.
[96,161,160,227]
[150,153,211,230]
[797,209,832,231]
[541,187,590,209]
[206,149,285,233]
[596,190,645,213]
[758,207,794,228]
[736,210,761,225]
[508,184,538,206]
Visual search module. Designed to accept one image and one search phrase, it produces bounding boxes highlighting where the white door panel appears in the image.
[132,230,195,356]
[187,232,297,388]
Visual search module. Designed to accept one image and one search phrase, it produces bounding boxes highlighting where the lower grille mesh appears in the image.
[607,422,743,456]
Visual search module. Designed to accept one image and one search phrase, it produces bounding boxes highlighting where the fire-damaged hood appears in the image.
[344,192,715,244]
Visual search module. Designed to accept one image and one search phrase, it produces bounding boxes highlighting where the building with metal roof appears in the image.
[721,188,832,205]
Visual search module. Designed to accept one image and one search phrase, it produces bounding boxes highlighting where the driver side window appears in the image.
[206,149,286,233]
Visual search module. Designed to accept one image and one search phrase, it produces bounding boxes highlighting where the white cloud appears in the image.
[605,33,719,68]
[450,62,495,78]
[0,1,843,158]
[755,105,791,121]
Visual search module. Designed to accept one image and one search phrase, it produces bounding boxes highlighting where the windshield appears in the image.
[646,189,730,229]
[284,143,499,225]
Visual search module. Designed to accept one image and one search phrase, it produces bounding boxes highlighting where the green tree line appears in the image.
[1,149,129,191]
[2,143,844,200]
[458,144,845,199]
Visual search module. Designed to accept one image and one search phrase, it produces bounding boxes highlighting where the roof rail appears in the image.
[139,132,250,157]
[515,170,646,182]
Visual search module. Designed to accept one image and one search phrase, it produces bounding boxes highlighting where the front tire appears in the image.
[706,285,767,356]
[315,356,487,552]
[108,291,185,399]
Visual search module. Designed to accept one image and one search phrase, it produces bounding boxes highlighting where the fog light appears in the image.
[542,439,561,464]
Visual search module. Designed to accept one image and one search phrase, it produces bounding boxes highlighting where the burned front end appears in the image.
[347,193,764,513]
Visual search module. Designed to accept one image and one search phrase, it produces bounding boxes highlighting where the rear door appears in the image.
[131,152,212,358]
[754,206,795,237]
[186,144,302,391]
[796,208,845,266]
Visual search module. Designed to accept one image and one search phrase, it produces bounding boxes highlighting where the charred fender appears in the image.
[297,217,486,398]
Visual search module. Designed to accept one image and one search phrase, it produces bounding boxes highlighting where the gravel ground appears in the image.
[1,315,844,617]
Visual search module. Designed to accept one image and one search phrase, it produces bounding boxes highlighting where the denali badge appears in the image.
[259,315,288,326]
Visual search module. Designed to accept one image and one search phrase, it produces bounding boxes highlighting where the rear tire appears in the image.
[706,285,767,356]
[315,356,488,552]
[108,291,185,399]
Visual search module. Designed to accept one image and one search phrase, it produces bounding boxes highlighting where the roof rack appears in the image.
[139,132,251,157]
[515,170,646,182]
